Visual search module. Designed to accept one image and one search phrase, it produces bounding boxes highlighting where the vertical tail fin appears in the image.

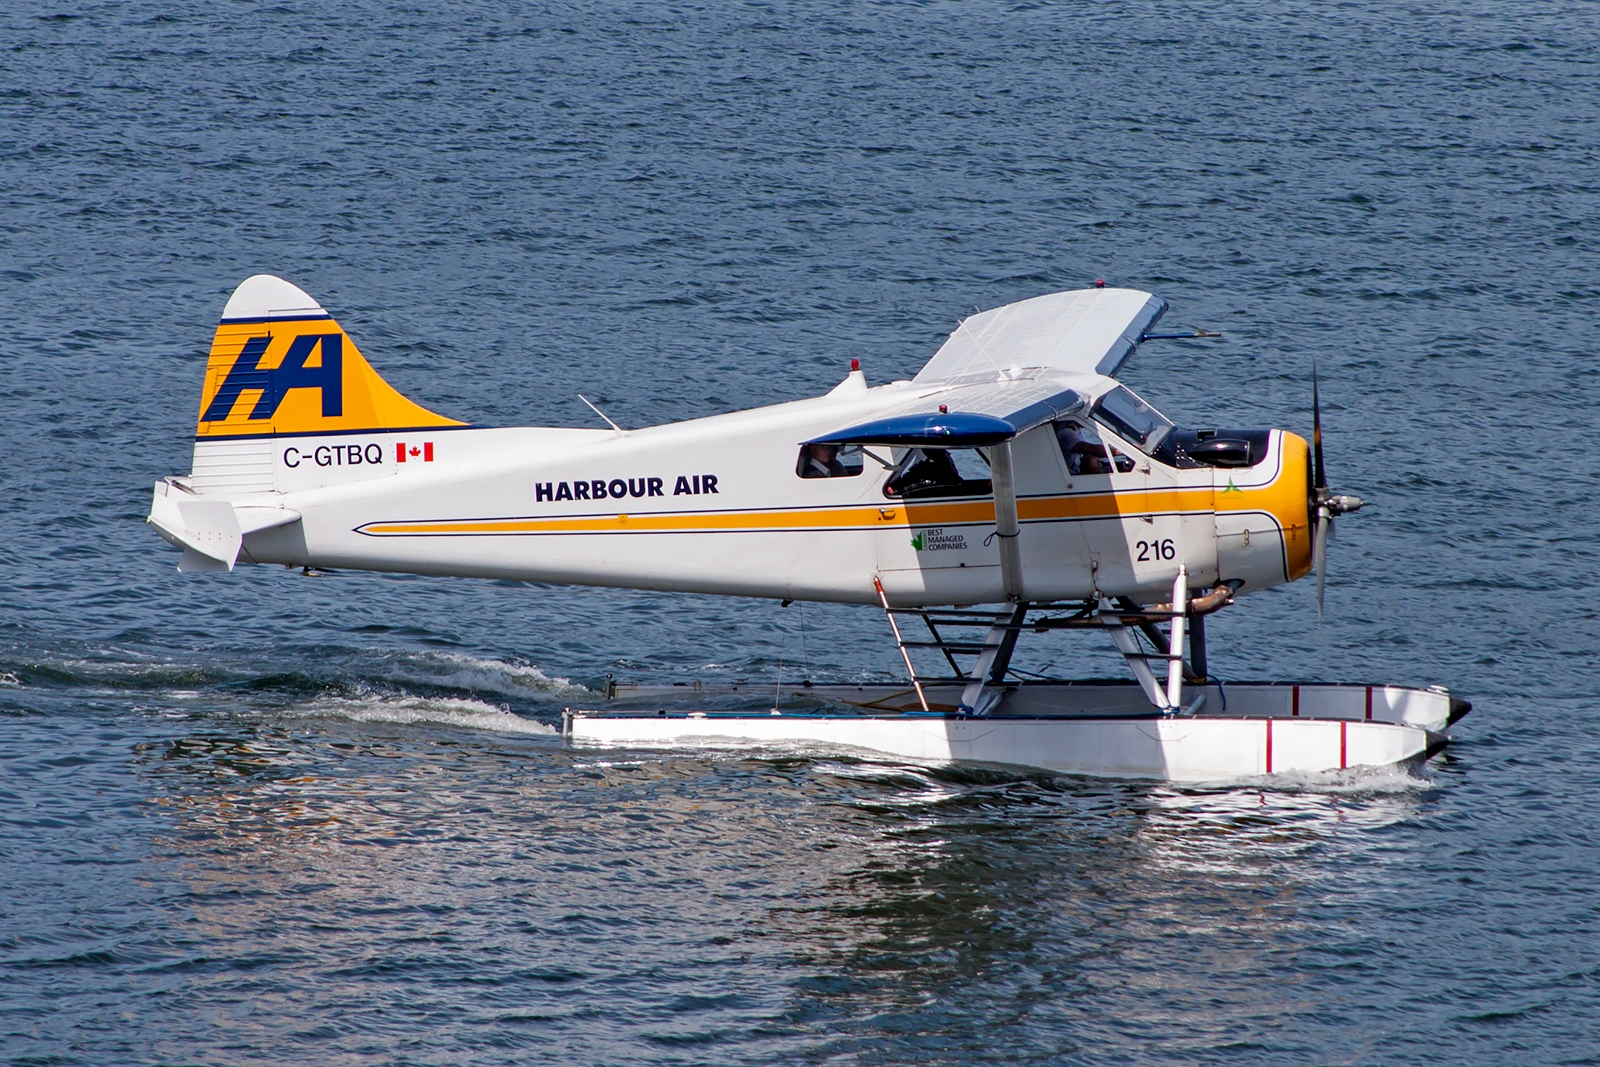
[196,275,465,438]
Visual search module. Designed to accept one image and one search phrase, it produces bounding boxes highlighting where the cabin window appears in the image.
[1055,419,1134,475]
[1092,386,1174,454]
[796,443,865,479]
[883,447,993,499]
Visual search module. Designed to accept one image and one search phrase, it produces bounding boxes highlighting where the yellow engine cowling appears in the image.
[1214,430,1314,591]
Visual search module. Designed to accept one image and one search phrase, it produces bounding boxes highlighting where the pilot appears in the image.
[884,448,963,497]
[800,442,848,478]
[1055,420,1107,475]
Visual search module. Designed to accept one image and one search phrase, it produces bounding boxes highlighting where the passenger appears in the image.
[799,442,848,478]
[1056,420,1108,475]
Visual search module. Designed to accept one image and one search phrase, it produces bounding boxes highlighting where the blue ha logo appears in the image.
[201,334,343,423]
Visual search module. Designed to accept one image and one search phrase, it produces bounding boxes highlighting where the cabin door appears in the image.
[874,446,1003,603]
[1060,421,1218,600]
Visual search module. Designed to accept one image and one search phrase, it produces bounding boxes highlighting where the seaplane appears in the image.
[147,274,1468,782]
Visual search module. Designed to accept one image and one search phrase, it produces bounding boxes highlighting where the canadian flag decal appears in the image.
[396,441,434,463]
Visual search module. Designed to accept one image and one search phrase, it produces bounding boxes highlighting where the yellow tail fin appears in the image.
[196,275,466,438]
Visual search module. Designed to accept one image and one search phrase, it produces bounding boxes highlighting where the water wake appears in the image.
[287,691,559,736]
[373,650,589,699]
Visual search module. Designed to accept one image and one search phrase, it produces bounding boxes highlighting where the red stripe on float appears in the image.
[1292,685,1300,717]
[1340,720,1347,769]
[1365,686,1373,721]
[1265,718,1273,774]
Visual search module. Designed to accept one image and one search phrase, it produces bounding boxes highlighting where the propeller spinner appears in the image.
[1311,363,1365,615]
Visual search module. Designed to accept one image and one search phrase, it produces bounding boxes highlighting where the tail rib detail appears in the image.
[195,275,465,439]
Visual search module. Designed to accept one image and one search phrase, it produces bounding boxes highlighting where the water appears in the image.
[3,1,1599,1062]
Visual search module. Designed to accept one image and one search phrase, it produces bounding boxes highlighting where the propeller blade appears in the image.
[1313,507,1330,618]
[1312,359,1327,494]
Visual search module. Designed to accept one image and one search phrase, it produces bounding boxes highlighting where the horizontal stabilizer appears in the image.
[233,505,304,536]
[147,481,302,572]
[915,288,1167,385]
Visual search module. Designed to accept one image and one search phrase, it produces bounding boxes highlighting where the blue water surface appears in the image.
[3,2,1599,1063]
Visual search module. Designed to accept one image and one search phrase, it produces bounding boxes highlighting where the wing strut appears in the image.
[989,441,1025,602]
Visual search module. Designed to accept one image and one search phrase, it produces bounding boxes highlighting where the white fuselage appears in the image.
[192,373,1308,607]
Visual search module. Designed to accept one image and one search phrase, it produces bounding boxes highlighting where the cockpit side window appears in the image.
[1092,386,1174,454]
[883,447,993,499]
[795,443,865,479]
[1054,419,1134,475]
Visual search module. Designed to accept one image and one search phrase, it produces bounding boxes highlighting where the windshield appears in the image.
[1092,386,1174,453]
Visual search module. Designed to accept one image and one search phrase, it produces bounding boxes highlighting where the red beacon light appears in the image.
[1095,278,1106,288]
[938,404,948,414]
[850,358,860,371]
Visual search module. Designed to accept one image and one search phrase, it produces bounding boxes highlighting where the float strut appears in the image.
[959,602,1028,717]
[1101,598,1170,709]
[875,577,929,712]
[1166,566,1187,708]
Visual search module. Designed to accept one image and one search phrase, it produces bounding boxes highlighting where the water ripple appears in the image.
[2,0,1598,1063]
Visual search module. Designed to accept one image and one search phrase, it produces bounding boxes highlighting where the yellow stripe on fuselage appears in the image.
[359,474,1304,539]
[363,504,911,537]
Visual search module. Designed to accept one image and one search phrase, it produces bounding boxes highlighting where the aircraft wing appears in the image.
[914,287,1167,385]
[807,377,1085,447]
